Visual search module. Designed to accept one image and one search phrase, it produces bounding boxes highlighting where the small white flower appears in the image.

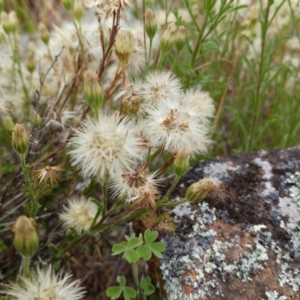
[143,99,211,155]
[68,113,142,181]
[136,71,182,106]
[4,265,85,300]
[59,196,100,234]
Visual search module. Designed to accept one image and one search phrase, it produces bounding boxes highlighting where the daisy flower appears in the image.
[136,71,182,106]
[59,196,100,234]
[68,113,142,181]
[4,265,85,300]
[143,99,211,155]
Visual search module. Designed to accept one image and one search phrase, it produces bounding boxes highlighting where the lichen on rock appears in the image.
[151,148,300,299]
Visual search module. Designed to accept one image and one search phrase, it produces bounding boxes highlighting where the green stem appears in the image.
[20,154,37,216]
[162,175,181,201]
[183,0,208,88]
[248,1,272,150]
[102,179,109,215]
[12,33,30,105]
[132,262,142,300]
[22,256,31,276]
[147,38,153,70]
[159,197,188,208]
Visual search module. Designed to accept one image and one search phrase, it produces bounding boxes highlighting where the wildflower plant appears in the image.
[1,0,300,298]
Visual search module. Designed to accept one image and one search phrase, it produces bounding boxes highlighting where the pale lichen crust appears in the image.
[158,149,300,299]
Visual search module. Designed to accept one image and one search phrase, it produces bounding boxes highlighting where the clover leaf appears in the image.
[106,276,137,300]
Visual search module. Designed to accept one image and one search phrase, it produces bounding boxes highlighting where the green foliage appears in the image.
[106,276,137,300]
[112,230,165,263]
[141,276,156,297]
[0,239,7,252]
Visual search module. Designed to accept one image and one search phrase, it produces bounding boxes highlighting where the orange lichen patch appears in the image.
[183,269,198,278]
[181,284,194,296]
[181,269,198,296]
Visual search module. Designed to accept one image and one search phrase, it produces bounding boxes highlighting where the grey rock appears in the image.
[151,148,300,300]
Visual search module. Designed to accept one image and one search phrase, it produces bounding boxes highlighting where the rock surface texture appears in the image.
[152,148,300,300]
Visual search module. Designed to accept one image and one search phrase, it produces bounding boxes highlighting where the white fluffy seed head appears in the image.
[4,265,85,300]
[183,88,215,123]
[136,71,182,107]
[110,166,161,201]
[68,113,143,181]
[59,196,100,234]
[143,99,211,155]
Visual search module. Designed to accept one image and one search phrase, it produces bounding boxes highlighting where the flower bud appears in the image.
[74,1,84,22]
[114,31,134,66]
[1,12,10,35]
[62,0,73,12]
[175,26,186,52]
[38,23,50,45]
[84,70,104,113]
[2,11,18,35]
[26,53,36,73]
[173,149,190,177]
[185,178,213,202]
[160,23,176,53]
[13,216,39,258]
[2,114,14,130]
[145,8,157,40]
[12,124,29,154]
[122,92,141,115]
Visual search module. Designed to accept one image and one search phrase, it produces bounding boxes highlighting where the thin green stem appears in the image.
[162,175,181,201]
[248,1,272,150]
[132,262,142,300]
[147,38,153,70]
[20,154,38,216]
[22,256,31,276]
[159,197,188,208]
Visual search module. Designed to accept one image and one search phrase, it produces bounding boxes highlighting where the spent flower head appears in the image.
[4,265,85,300]
[136,71,182,107]
[111,165,161,201]
[34,165,64,187]
[68,112,142,181]
[59,196,100,234]
[143,99,211,155]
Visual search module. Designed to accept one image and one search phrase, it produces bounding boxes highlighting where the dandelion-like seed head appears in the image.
[111,165,161,200]
[59,196,100,234]
[136,71,182,106]
[68,113,142,181]
[144,100,211,155]
[4,265,85,300]
[183,88,215,123]
[131,183,160,209]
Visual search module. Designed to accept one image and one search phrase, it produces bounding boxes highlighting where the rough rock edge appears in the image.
[151,148,300,300]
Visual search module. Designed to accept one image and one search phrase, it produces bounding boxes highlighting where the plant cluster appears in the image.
[0,0,300,299]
